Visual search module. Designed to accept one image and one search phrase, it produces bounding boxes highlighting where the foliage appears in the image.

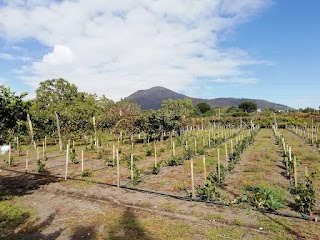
[238,101,257,113]
[37,159,46,173]
[237,186,284,211]
[196,102,211,114]
[4,156,14,167]
[294,172,316,215]
[152,163,161,175]
[69,148,79,164]
[166,156,184,166]
[132,168,141,186]
[146,147,154,156]
[196,180,220,201]
[0,86,28,144]
[182,149,194,160]
[81,169,93,177]
[207,165,226,184]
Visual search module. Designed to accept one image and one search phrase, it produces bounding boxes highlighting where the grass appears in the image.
[0,199,32,239]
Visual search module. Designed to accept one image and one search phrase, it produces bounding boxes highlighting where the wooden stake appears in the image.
[81,150,84,173]
[154,143,157,167]
[8,143,12,166]
[112,145,115,166]
[203,155,207,183]
[36,147,39,161]
[65,144,69,180]
[25,149,29,172]
[117,148,120,188]
[131,154,134,181]
[42,141,45,160]
[173,142,176,156]
[225,142,228,169]
[55,112,63,151]
[293,156,297,188]
[190,158,195,199]
[217,149,221,183]
[231,139,233,155]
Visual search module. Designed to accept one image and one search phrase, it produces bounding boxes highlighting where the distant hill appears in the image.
[127,86,291,110]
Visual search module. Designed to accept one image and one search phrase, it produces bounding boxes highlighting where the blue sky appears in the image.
[0,0,319,109]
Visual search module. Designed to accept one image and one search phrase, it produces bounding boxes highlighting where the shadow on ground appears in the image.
[0,170,60,199]
[107,207,153,240]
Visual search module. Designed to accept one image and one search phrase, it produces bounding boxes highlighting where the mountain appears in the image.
[127,86,291,110]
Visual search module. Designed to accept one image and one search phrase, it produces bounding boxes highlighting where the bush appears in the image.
[70,148,79,164]
[196,180,220,201]
[37,159,45,173]
[81,169,92,177]
[294,172,316,215]
[237,186,285,211]
[166,156,184,166]
[152,163,161,175]
[146,147,154,156]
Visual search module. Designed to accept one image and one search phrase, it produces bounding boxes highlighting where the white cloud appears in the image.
[0,52,14,60]
[0,0,271,100]
[42,45,74,65]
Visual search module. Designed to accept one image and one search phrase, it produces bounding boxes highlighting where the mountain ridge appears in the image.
[127,86,291,110]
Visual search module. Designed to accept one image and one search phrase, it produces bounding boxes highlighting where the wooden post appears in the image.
[112,145,115,166]
[172,142,176,156]
[81,150,84,173]
[36,147,39,161]
[42,141,45,160]
[25,149,29,172]
[305,166,308,177]
[194,139,197,154]
[190,159,195,199]
[217,149,221,183]
[185,140,188,151]
[27,114,35,148]
[65,145,69,180]
[225,142,228,169]
[8,143,12,166]
[231,139,233,155]
[117,148,120,188]
[131,154,134,181]
[293,156,298,188]
[154,143,157,167]
[93,116,97,146]
[45,136,47,150]
[203,155,207,183]
[55,112,63,151]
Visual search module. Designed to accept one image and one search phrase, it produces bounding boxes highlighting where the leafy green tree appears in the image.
[0,86,28,144]
[238,101,257,113]
[196,102,211,114]
[29,79,99,139]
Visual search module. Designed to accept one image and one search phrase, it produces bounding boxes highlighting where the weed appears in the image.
[37,159,46,173]
[81,169,93,177]
[166,156,184,166]
[196,180,220,201]
[152,163,161,175]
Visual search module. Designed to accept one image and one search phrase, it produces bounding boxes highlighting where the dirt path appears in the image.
[1,170,320,239]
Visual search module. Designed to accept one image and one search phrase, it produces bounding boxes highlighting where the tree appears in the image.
[0,85,28,144]
[196,102,211,114]
[30,79,99,139]
[238,101,257,113]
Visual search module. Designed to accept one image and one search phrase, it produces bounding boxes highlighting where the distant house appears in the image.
[257,108,262,113]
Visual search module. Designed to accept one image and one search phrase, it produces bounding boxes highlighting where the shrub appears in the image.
[166,156,184,166]
[81,169,92,177]
[37,159,45,173]
[70,148,79,164]
[196,180,220,201]
[237,186,284,211]
[152,163,161,175]
[294,172,316,215]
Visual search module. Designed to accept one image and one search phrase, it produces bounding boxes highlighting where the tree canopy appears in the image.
[196,102,211,114]
[238,101,257,113]
[0,85,28,144]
